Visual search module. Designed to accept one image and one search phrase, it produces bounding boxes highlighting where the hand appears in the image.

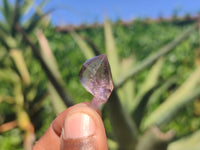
[33,102,108,150]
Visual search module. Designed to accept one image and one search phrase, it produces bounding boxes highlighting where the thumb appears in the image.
[60,103,108,150]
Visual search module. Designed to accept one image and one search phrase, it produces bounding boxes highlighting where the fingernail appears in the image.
[63,113,96,139]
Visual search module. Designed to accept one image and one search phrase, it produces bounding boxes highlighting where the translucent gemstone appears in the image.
[79,54,114,108]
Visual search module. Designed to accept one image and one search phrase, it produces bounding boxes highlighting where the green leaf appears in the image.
[115,24,198,88]
[24,6,52,33]
[104,19,120,81]
[107,138,118,150]
[83,37,101,55]
[48,82,67,115]
[71,31,95,59]
[11,0,20,36]
[36,29,73,107]
[132,57,164,112]
[168,129,200,150]
[36,29,62,82]
[117,56,135,113]
[21,0,34,15]
[0,69,19,83]
[142,68,200,130]
[0,21,9,34]
[147,76,177,107]
[10,49,30,86]
[133,86,158,127]
[2,0,11,24]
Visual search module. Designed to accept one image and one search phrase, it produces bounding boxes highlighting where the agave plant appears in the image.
[0,0,62,149]
[71,19,200,150]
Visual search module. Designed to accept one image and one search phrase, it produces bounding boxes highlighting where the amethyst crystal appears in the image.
[79,54,114,109]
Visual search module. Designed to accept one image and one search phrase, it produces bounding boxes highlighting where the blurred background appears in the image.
[0,0,200,150]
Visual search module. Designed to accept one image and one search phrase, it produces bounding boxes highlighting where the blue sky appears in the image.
[1,0,200,26]
[43,0,200,25]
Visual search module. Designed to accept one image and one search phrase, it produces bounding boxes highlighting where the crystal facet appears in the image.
[79,54,114,108]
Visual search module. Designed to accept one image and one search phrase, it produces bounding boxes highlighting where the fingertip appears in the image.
[60,104,107,150]
[33,102,107,150]
[52,103,89,136]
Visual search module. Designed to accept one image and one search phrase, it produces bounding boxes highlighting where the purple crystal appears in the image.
[79,54,114,109]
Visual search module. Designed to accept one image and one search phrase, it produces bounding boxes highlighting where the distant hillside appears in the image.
[55,15,199,33]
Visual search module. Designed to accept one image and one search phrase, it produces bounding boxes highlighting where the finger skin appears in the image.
[33,103,107,150]
[60,103,108,150]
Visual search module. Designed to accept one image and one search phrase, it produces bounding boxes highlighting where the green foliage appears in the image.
[0,0,54,149]
[70,19,200,149]
[168,129,200,150]
[0,1,200,149]
[0,128,23,150]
